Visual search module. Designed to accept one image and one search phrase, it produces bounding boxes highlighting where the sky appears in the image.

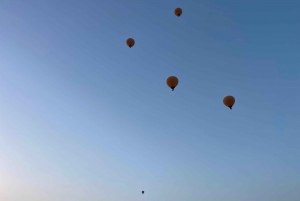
[0,0,299,200]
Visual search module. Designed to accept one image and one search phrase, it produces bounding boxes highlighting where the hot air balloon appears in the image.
[126,38,135,48]
[142,191,144,194]
[174,8,182,17]
[166,76,179,91]
[223,96,235,109]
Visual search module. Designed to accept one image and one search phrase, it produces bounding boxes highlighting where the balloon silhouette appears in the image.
[142,191,144,194]
[223,96,235,109]
[174,8,182,17]
[166,76,179,91]
[126,38,135,48]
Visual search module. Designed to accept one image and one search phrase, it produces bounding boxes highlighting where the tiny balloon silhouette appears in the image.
[166,76,179,91]
[174,8,182,17]
[126,38,135,48]
[142,191,144,194]
[223,95,235,109]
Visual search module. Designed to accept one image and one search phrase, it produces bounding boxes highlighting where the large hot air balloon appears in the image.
[142,191,144,194]
[126,38,135,48]
[223,95,235,109]
[166,76,179,91]
[174,8,182,17]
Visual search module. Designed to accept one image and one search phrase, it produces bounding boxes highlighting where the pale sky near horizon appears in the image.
[0,0,300,200]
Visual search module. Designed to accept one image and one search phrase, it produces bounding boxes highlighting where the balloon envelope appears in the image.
[174,8,182,17]
[126,38,135,48]
[223,96,235,109]
[166,76,179,91]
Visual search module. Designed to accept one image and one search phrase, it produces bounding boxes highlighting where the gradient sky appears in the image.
[0,0,300,200]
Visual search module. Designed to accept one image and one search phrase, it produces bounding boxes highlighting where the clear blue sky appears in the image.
[0,0,299,200]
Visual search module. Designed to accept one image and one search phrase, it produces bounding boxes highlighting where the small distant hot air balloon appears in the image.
[223,95,235,109]
[126,38,135,48]
[174,8,182,17]
[142,191,144,194]
[166,76,179,91]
